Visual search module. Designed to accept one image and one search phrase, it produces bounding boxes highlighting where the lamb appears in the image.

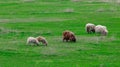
[85,23,95,34]
[95,25,108,36]
[36,36,48,46]
[27,37,39,46]
[62,30,76,42]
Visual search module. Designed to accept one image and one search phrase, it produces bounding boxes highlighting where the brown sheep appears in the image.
[62,30,76,42]
[36,36,48,46]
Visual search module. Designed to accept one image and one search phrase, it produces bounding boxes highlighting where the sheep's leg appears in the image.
[88,30,91,34]
[87,27,90,34]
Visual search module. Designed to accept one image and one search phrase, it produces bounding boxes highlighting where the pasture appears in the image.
[0,0,120,67]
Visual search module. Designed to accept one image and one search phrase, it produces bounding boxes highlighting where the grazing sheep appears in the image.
[95,25,108,36]
[62,30,76,42]
[36,36,48,46]
[85,23,95,34]
[27,37,39,46]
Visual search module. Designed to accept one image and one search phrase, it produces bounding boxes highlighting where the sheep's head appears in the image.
[72,37,76,42]
[36,36,48,46]
[42,40,48,46]
[91,29,95,33]
[70,35,76,42]
[102,31,108,36]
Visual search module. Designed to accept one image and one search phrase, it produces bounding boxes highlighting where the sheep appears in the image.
[27,37,39,46]
[95,25,108,36]
[62,30,76,42]
[85,23,95,34]
[36,36,48,46]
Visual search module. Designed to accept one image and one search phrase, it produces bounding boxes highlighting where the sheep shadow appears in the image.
[26,44,47,47]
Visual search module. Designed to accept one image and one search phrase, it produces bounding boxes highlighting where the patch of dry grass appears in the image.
[63,8,75,13]
[21,0,35,3]
[0,27,19,34]
[0,18,71,23]
[71,0,81,2]
[81,0,120,3]
[77,36,116,45]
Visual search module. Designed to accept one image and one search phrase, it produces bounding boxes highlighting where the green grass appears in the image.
[0,0,120,67]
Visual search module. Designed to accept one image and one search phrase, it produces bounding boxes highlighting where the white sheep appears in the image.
[27,37,39,46]
[85,23,95,34]
[95,25,108,36]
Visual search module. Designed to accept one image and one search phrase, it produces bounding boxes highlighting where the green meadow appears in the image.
[0,0,120,67]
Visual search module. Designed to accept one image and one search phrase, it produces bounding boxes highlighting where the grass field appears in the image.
[0,0,120,67]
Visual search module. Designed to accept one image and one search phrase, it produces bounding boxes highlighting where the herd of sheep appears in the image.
[27,23,108,46]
